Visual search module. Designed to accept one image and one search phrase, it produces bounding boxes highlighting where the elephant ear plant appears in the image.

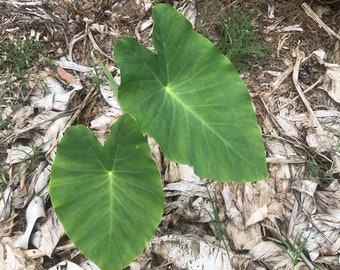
[49,4,267,270]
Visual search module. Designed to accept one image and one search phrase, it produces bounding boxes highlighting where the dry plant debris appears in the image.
[0,0,340,269]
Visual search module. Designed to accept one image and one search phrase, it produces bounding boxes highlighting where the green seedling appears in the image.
[0,166,9,192]
[200,3,269,69]
[50,4,267,270]
[0,166,9,212]
[205,186,232,264]
[0,39,51,106]
[10,145,45,184]
[101,63,118,97]
[274,231,309,266]
[206,186,229,250]
[0,40,44,77]
[0,115,10,136]
[16,145,45,170]
[304,157,333,187]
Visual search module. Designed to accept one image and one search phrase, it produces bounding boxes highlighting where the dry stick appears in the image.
[302,3,340,41]
[134,21,142,41]
[266,157,305,164]
[272,50,316,92]
[0,109,76,145]
[288,197,300,239]
[68,31,86,62]
[292,47,331,148]
[293,48,333,164]
[45,87,98,163]
[293,190,334,245]
[87,30,114,61]
[9,1,43,6]
[274,77,324,113]
[272,65,293,91]
[287,196,317,269]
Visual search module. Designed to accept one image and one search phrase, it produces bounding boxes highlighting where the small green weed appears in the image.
[0,39,51,105]
[0,39,53,136]
[205,186,230,252]
[199,3,269,69]
[274,231,309,266]
[304,156,333,187]
[92,65,102,89]
[11,145,46,183]
[21,145,45,171]
[0,166,9,192]
[0,115,10,135]
[0,40,45,77]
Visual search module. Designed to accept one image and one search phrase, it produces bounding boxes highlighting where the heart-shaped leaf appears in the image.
[49,114,164,270]
[114,4,267,182]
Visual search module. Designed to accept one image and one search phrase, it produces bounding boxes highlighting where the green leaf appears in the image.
[49,114,164,270]
[114,4,267,182]
[101,62,118,97]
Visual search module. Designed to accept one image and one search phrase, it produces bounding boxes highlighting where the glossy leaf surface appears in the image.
[114,4,267,182]
[49,115,164,270]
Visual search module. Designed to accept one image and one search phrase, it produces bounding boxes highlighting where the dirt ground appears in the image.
[0,0,340,269]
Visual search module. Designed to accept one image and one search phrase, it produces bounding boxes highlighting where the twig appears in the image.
[266,157,305,164]
[293,190,334,244]
[88,29,114,61]
[68,20,114,62]
[8,1,43,7]
[272,65,293,91]
[68,31,86,62]
[272,50,314,91]
[301,3,340,41]
[274,77,324,113]
[0,109,76,145]
[288,195,299,238]
[292,48,329,141]
[45,87,98,162]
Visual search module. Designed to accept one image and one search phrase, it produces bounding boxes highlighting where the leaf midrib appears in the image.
[127,38,253,169]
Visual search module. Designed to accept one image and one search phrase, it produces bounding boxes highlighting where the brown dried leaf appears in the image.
[56,66,77,85]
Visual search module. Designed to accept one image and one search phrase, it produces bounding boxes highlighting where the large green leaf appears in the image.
[49,114,164,270]
[114,4,267,182]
